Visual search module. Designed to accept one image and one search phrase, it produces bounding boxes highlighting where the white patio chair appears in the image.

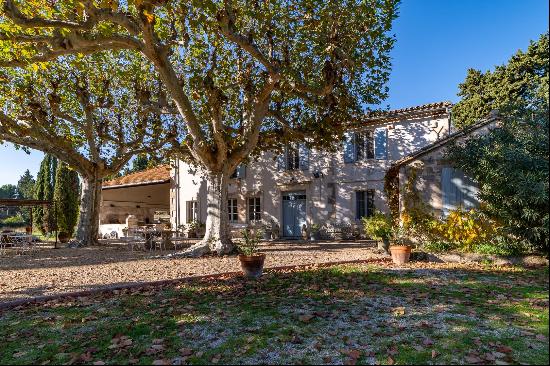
[125,228,146,252]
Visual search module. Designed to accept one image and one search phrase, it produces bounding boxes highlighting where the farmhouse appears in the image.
[99,101,492,239]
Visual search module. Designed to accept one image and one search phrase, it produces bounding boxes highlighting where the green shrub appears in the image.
[0,215,26,228]
[362,212,392,240]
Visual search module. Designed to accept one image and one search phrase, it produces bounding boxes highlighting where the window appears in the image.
[356,190,375,220]
[356,131,375,160]
[248,197,261,222]
[286,145,300,170]
[278,143,309,171]
[228,198,238,222]
[186,201,198,223]
[344,130,383,163]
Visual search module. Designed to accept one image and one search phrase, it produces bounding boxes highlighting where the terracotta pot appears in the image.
[25,226,32,234]
[390,245,411,265]
[239,254,266,278]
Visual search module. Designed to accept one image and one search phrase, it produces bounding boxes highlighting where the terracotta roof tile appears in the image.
[364,101,452,123]
[103,165,171,188]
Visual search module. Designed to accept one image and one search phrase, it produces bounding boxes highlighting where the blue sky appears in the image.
[0,0,548,186]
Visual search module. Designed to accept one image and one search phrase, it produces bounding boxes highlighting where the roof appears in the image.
[0,199,53,207]
[102,165,172,189]
[391,115,500,169]
[363,101,452,124]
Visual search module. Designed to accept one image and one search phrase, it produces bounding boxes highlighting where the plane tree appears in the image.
[0,53,180,246]
[0,0,398,255]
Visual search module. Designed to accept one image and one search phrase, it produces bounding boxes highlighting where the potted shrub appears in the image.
[389,225,412,265]
[58,231,71,243]
[309,224,321,241]
[187,221,204,238]
[237,228,265,278]
[362,212,392,253]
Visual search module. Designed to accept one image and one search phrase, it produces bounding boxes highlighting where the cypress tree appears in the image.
[53,163,80,237]
[33,154,57,234]
[43,156,57,233]
[33,155,49,233]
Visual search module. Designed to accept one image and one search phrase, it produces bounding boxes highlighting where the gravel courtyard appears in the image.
[0,240,385,302]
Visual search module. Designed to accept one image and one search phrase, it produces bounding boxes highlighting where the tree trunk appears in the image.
[70,173,102,247]
[176,170,235,257]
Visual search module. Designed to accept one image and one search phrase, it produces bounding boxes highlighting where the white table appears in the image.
[8,234,35,254]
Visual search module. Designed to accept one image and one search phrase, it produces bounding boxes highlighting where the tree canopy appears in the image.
[447,33,549,255]
[1,0,399,253]
[452,32,549,129]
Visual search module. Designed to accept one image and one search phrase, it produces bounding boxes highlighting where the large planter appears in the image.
[390,245,412,265]
[239,254,266,278]
[25,226,32,234]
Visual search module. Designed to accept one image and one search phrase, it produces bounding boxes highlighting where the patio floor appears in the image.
[0,240,385,303]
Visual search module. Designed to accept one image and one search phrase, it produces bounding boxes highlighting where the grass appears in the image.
[0,262,548,365]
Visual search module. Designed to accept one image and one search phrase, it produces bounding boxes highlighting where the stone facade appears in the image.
[170,102,454,237]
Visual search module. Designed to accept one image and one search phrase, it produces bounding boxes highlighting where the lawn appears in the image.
[0,262,548,365]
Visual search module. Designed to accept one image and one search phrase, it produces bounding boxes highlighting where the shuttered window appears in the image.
[356,189,375,220]
[278,144,309,171]
[441,167,479,216]
[228,199,238,222]
[344,131,376,163]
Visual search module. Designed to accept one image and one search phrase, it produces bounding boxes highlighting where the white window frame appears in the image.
[228,198,238,223]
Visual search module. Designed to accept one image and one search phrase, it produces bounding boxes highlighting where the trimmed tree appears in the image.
[0,53,178,246]
[1,0,398,255]
[54,162,80,237]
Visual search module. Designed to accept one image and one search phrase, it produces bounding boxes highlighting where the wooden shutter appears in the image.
[277,149,286,171]
[442,167,457,216]
[355,191,365,220]
[237,164,246,179]
[374,128,388,160]
[366,189,375,217]
[343,132,356,163]
[299,143,309,171]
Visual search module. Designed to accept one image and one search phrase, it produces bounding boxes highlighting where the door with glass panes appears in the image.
[282,191,307,238]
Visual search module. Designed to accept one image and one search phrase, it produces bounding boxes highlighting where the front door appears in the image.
[282,191,307,238]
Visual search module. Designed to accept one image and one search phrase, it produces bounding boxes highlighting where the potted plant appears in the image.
[309,224,321,241]
[58,231,71,243]
[237,228,265,278]
[187,221,204,238]
[389,225,412,265]
[362,212,392,253]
